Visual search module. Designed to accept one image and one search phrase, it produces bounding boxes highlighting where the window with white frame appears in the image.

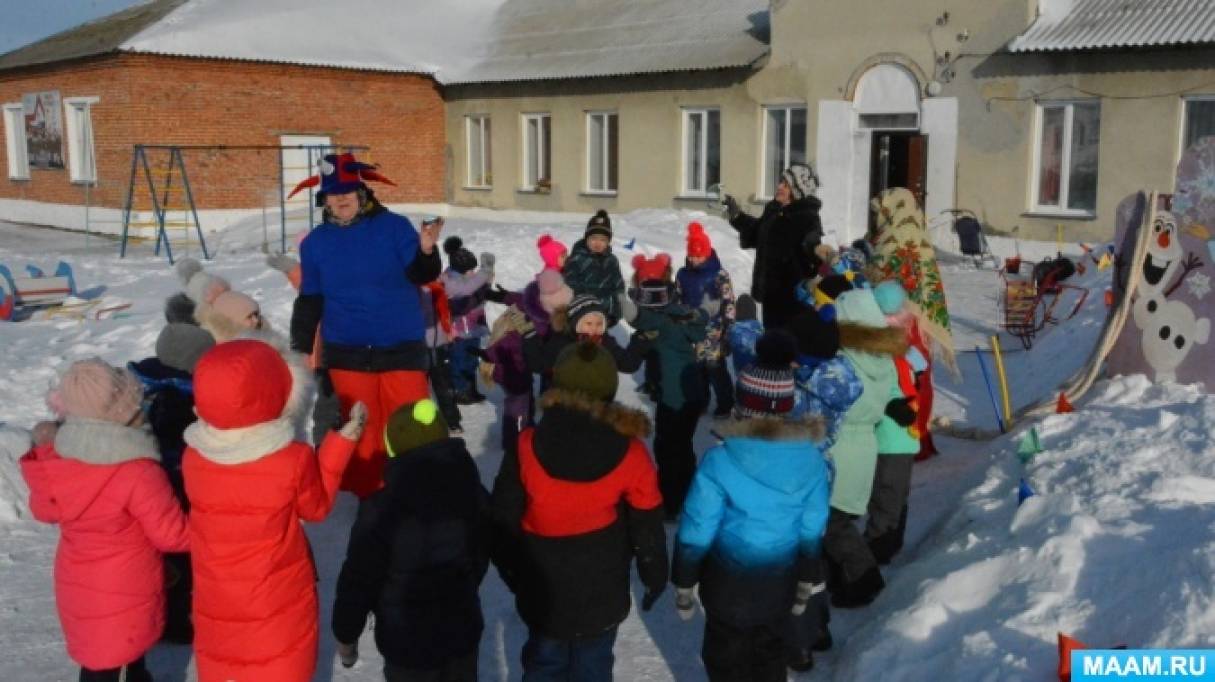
[586,112,618,193]
[521,113,551,190]
[1182,97,1215,153]
[64,97,98,184]
[1032,101,1100,213]
[761,105,807,198]
[3,103,29,180]
[682,108,720,196]
[466,115,492,188]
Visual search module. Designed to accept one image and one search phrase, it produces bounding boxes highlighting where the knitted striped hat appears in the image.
[734,330,796,418]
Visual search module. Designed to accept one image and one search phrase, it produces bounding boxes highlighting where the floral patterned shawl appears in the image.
[867,188,957,370]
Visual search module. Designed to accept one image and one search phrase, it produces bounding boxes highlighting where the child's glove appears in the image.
[340,402,369,440]
[722,194,741,220]
[885,397,917,427]
[266,253,299,274]
[699,297,722,318]
[641,584,665,611]
[675,587,697,621]
[634,329,660,342]
[336,641,358,669]
[617,292,638,324]
[31,420,59,446]
[486,284,510,304]
[480,252,496,276]
[792,580,826,616]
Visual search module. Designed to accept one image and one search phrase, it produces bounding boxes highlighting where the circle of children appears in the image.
[20,153,944,682]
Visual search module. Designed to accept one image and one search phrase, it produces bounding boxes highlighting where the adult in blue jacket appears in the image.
[288,153,442,498]
[673,330,831,681]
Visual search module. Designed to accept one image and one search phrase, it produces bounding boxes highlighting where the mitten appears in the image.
[32,420,59,446]
[722,194,741,220]
[266,253,298,274]
[339,402,369,440]
[480,252,496,276]
[700,297,722,318]
[885,397,916,427]
[675,587,697,621]
[792,580,826,616]
[487,284,510,304]
[617,292,638,324]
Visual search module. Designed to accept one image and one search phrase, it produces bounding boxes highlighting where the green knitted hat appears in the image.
[384,399,449,457]
[552,341,618,402]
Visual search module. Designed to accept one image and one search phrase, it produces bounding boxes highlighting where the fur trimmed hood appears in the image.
[55,418,159,465]
[838,322,909,357]
[715,414,826,443]
[539,388,651,439]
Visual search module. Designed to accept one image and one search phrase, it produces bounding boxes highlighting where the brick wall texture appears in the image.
[0,54,445,210]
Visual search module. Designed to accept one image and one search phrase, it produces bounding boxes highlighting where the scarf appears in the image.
[184,417,294,466]
[867,188,957,372]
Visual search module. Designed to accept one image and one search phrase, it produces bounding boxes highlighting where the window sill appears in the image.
[462,186,493,192]
[70,180,97,186]
[1021,210,1096,221]
[516,188,553,195]
[581,190,618,198]
[674,194,720,202]
[7,176,30,182]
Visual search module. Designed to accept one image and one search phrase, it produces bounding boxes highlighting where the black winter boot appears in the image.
[830,566,885,609]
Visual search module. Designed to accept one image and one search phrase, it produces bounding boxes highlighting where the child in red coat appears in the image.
[182,338,366,682]
[22,359,190,682]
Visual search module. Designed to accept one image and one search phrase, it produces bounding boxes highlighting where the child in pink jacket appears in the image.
[21,359,190,682]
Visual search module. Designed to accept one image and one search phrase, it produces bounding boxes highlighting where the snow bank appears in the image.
[837,375,1215,681]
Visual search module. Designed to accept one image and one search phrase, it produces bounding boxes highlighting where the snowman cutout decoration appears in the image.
[1131,209,1209,382]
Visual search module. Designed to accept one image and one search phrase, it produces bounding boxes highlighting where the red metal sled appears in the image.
[999,258,1089,349]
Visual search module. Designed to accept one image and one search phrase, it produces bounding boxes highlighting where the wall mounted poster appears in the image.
[22,90,63,170]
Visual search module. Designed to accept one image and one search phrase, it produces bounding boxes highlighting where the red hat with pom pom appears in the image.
[686,222,712,259]
[536,234,568,271]
[632,253,672,284]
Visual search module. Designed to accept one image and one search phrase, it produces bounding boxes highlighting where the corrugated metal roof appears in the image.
[0,0,769,84]
[0,0,187,71]
[1009,0,1215,53]
[445,0,770,84]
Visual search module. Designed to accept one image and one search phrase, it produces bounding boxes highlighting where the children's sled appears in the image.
[998,256,1088,349]
[0,262,76,321]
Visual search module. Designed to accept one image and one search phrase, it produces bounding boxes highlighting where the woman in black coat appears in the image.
[724,162,824,329]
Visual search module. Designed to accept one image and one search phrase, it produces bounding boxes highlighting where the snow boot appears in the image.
[830,566,885,609]
[337,641,358,668]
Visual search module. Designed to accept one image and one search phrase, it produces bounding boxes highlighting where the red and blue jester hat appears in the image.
[287,152,396,206]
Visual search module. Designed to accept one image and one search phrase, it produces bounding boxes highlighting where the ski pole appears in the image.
[975,344,1006,433]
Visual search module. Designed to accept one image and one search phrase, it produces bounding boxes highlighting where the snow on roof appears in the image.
[120,0,505,78]
[444,0,771,84]
[0,0,770,84]
[1009,0,1215,53]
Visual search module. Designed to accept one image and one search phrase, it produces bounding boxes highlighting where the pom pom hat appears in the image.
[552,341,619,402]
[384,399,449,456]
[686,222,713,259]
[585,210,612,240]
[734,330,797,418]
[537,234,568,271]
[443,236,478,274]
[48,359,144,424]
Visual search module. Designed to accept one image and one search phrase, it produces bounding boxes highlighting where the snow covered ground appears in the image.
[0,210,1211,681]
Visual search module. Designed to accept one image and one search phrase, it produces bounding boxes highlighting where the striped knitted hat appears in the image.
[734,329,796,418]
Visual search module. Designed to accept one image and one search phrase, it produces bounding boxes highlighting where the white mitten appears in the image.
[266,253,299,274]
[339,402,369,440]
[675,587,697,622]
[791,580,826,616]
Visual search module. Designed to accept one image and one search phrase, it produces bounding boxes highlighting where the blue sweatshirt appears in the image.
[300,210,425,347]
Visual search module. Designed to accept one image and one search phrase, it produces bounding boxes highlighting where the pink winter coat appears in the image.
[20,419,190,670]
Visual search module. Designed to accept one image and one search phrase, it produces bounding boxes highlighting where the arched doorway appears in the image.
[815,58,957,244]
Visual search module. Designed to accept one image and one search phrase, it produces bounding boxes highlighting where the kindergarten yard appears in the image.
[1,211,1212,681]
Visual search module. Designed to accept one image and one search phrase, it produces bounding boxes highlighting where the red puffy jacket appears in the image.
[20,422,189,670]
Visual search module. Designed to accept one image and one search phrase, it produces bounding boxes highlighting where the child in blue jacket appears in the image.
[672,330,832,680]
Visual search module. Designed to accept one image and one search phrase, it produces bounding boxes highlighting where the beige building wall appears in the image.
[771,0,1215,241]
[444,68,817,219]
[445,0,1215,242]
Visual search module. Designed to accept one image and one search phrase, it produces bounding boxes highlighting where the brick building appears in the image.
[0,0,448,238]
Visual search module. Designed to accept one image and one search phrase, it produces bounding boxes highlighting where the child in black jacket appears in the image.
[332,399,490,681]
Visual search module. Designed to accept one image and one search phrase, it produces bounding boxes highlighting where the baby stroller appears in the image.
[948,209,997,267]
